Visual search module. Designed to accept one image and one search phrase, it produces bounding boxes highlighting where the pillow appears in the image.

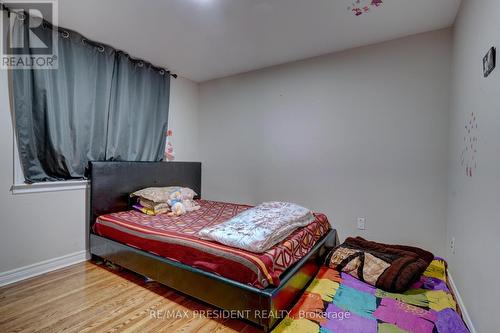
[326,237,434,293]
[179,187,197,200]
[140,198,170,214]
[133,204,169,216]
[131,187,197,203]
[131,198,170,216]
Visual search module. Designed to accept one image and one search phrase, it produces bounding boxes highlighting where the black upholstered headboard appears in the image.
[89,161,201,228]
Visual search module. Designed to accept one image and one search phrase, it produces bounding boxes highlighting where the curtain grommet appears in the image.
[16,12,26,21]
[159,69,165,75]
[98,45,105,53]
[138,62,144,68]
[61,30,70,38]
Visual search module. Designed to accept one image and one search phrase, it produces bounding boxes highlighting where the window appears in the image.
[9,10,170,185]
[12,135,89,194]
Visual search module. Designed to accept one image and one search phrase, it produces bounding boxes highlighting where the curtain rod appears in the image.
[0,3,178,78]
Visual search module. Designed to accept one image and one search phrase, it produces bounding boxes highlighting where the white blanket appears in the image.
[198,202,315,253]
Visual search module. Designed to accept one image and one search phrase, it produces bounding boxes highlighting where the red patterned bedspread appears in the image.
[94,200,331,289]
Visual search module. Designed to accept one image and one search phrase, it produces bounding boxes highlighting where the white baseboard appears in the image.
[447,270,476,333]
[0,250,90,287]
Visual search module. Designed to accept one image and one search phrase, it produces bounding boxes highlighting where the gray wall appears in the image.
[199,29,452,255]
[446,0,500,332]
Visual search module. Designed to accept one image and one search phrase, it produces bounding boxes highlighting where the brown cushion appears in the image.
[327,237,434,293]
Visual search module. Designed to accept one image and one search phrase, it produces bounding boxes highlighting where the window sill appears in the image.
[11,180,89,195]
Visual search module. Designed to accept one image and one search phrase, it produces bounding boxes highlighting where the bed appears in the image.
[88,161,338,331]
[94,199,331,289]
[272,258,470,333]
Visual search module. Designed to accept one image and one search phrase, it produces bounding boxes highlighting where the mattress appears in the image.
[272,259,470,333]
[94,199,331,289]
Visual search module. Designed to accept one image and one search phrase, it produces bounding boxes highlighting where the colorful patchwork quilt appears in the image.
[273,259,469,333]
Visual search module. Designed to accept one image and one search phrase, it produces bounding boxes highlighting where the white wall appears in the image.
[0,69,86,274]
[446,1,500,332]
[168,77,200,162]
[0,71,200,274]
[199,29,452,255]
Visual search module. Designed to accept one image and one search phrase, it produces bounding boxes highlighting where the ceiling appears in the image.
[56,0,462,82]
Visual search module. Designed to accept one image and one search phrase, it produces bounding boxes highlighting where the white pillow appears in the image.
[131,186,197,203]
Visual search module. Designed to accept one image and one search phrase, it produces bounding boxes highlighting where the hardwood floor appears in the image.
[0,261,263,333]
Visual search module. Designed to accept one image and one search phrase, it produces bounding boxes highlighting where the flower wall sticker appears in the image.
[460,112,478,178]
[347,0,384,16]
[165,129,175,161]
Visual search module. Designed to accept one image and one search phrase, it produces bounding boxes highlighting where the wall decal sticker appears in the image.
[347,0,383,16]
[483,47,496,78]
[165,129,175,161]
[460,112,478,177]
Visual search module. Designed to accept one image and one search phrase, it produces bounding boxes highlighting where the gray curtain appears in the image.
[106,52,169,161]
[11,15,170,182]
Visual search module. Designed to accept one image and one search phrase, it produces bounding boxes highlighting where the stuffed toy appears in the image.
[166,188,200,216]
[167,190,182,216]
[169,201,187,216]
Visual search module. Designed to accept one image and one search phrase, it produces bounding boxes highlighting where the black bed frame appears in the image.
[88,161,338,331]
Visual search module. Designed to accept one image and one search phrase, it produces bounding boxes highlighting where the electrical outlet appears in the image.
[357,217,366,230]
[450,237,456,254]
